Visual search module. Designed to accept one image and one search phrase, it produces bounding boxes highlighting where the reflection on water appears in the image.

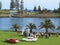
[0,18,60,32]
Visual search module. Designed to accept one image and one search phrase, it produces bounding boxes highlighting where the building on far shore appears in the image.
[10,10,18,17]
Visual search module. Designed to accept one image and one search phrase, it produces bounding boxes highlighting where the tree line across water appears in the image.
[0,0,60,14]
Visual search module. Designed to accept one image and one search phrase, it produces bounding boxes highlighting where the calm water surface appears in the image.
[0,18,60,33]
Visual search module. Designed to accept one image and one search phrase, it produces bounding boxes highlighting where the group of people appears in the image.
[39,32,51,38]
[23,31,51,38]
[29,32,37,38]
[23,31,37,38]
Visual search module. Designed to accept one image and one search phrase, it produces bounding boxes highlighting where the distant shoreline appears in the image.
[0,14,60,18]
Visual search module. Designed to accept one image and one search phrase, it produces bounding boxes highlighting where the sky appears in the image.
[0,0,60,10]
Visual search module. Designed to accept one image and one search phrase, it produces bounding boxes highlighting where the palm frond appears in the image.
[57,26,60,30]
[26,23,36,32]
[39,19,55,30]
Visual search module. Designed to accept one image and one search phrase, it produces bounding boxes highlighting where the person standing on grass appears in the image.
[33,32,36,38]
[56,33,58,37]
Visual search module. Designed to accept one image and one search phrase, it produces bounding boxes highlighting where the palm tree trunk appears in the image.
[15,28,17,32]
[46,28,48,34]
[30,29,32,33]
[45,28,49,38]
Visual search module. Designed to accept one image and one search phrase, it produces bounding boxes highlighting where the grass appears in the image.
[0,30,60,45]
[0,10,10,14]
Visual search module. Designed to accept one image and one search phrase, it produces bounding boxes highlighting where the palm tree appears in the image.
[56,26,60,37]
[12,24,20,32]
[57,26,60,30]
[57,26,60,33]
[39,19,55,34]
[26,23,36,33]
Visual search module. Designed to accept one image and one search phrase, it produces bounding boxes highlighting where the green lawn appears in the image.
[0,30,60,45]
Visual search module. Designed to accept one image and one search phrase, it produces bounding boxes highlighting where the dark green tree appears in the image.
[0,1,2,10]
[44,8,48,13]
[54,2,60,13]
[38,5,41,12]
[15,0,19,11]
[20,0,24,13]
[34,6,36,12]
[10,0,15,10]
[57,2,60,13]
[57,8,60,13]
[53,8,57,13]
[25,8,27,11]
[59,2,60,8]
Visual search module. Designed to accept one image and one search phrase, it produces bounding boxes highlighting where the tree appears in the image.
[34,6,37,12]
[39,19,55,34]
[53,2,60,13]
[20,0,24,13]
[10,0,15,10]
[44,8,48,13]
[12,24,20,32]
[57,8,60,13]
[58,2,60,13]
[0,1,2,10]
[26,23,36,33]
[53,8,57,13]
[47,9,51,12]
[56,26,60,37]
[25,8,28,11]
[15,0,19,11]
[57,26,60,30]
[59,2,60,8]
[38,6,41,12]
